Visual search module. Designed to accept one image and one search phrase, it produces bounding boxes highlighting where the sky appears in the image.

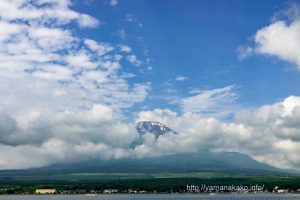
[1,0,300,170]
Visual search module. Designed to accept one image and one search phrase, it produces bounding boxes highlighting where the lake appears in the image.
[0,194,300,200]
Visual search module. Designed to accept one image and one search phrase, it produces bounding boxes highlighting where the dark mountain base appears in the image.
[0,152,296,181]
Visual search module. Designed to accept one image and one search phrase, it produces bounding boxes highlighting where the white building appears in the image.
[103,189,118,194]
[278,189,288,193]
[35,189,56,194]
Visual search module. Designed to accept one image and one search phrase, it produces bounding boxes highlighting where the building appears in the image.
[35,189,56,194]
[277,189,288,194]
[103,189,118,194]
[128,189,138,193]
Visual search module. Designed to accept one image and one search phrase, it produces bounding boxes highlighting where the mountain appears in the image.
[0,152,290,181]
[136,121,177,139]
[130,121,178,148]
[0,121,296,181]
[44,152,282,174]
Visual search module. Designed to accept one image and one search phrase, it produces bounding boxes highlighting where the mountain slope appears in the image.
[0,152,289,181]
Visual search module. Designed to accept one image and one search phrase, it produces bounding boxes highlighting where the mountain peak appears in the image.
[136,121,177,139]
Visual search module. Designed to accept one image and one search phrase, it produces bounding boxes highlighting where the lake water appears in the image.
[0,194,300,200]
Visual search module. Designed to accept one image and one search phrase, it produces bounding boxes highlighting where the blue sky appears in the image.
[73,0,300,112]
[1,0,300,170]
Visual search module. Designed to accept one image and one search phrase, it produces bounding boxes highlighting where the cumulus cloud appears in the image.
[1,93,300,170]
[135,96,300,169]
[230,96,300,169]
[255,20,300,68]
[0,105,138,169]
[240,4,300,69]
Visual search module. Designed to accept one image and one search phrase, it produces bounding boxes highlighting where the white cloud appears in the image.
[0,104,138,169]
[1,94,300,170]
[0,0,98,28]
[0,0,152,169]
[0,0,150,112]
[127,54,142,66]
[179,86,238,117]
[163,79,173,87]
[231,96,300,169]
[125,14,136,23]
[271,3,300,24]
[124,14,143,28]
[110,0,118,6]
[119,45,132,53]
[236,45,253,61]
[0,21,24,42]
[175,76,188,81]
[28,27,74,51]
[1,1,300,172]
[32,64,73,81]
[255,20,300,68]
[78,14,99,28]
[84,39,114,56]
[134,96,300,169]
[241,4,300,69]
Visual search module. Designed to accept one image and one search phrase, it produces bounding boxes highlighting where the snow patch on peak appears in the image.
[136,121,177,138]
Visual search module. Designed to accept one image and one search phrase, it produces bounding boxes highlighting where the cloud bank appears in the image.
[1,96,300,170]
[136,96,300,170]
[0,1,300,172]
